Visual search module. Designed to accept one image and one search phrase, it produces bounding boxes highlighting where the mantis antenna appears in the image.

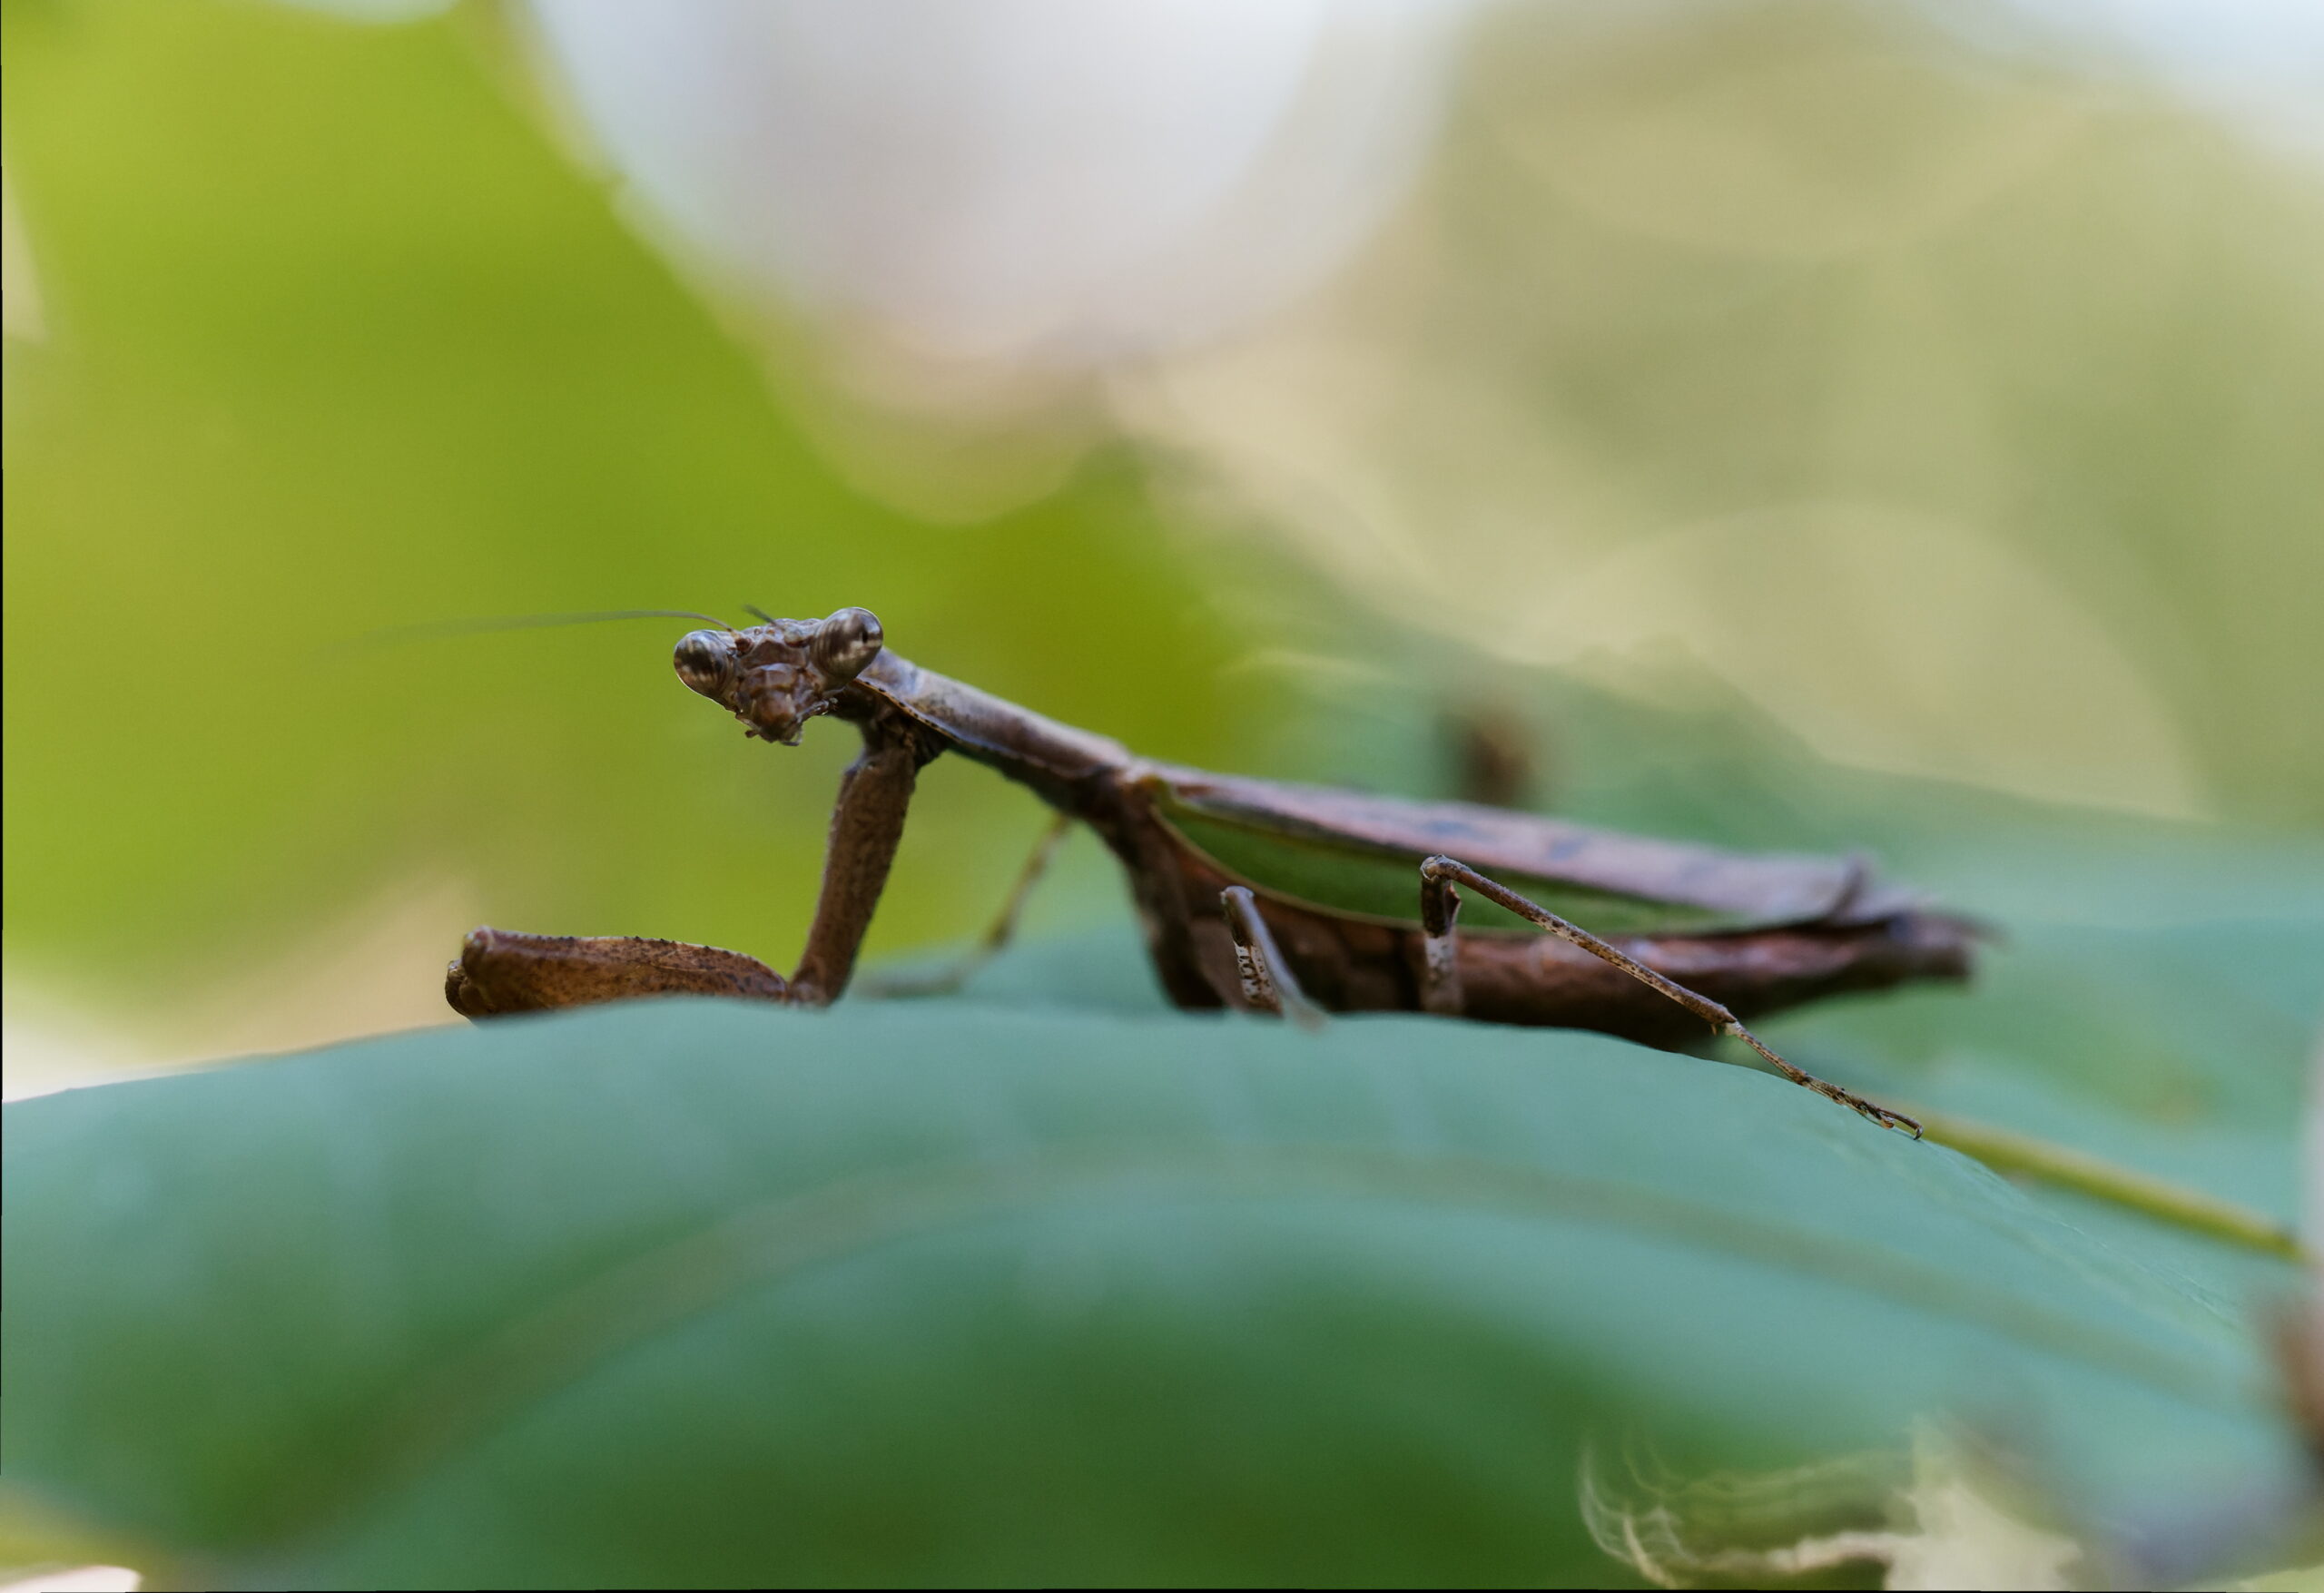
[340,608,739,655]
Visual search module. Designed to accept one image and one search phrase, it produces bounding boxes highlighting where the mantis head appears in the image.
[672,606,884,744]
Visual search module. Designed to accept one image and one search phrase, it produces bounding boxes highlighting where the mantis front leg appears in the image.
[448,724,925,1018]
[785,731,922,1005]
[1416,856,1922,1136]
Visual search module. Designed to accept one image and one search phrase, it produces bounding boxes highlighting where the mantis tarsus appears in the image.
[448,607,1977,1136]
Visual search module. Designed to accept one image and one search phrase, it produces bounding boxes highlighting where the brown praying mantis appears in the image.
[447,606,1978,1136]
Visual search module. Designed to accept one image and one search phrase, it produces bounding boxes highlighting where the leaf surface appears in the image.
[5,998,2302,1588]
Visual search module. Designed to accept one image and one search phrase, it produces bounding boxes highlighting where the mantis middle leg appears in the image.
[853,811,1073,999]
[1220,886,1326,1030]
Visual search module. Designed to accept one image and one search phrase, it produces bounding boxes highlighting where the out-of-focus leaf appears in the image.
[4,999,2304,1588]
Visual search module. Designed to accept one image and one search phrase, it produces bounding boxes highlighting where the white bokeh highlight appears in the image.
[527,0,1470,370]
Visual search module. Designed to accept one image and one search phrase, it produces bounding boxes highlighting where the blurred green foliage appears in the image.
[7,0,2322,1051]
[1146,0,2324,828]
[1,0,1275,1019]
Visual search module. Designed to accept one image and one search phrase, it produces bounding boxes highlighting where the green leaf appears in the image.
[5,999,2303,1588]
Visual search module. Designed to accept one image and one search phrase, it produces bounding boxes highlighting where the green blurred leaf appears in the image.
[5,998,2303,1588]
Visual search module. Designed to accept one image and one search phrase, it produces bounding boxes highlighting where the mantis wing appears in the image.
[1142,769,1916,937]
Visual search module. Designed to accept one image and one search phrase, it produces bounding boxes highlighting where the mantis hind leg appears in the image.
[1220,887,1327,1030]
[854,812,1074,999]
[1416,856,1921,1137]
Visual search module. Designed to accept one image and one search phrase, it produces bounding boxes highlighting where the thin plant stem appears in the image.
[1908,1106,2305,1263]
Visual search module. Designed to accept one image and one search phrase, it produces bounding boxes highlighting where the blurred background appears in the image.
[5,0,2321,1093]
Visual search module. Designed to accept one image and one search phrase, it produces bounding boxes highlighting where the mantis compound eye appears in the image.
[812,607,883,683]
[672,630,734,698]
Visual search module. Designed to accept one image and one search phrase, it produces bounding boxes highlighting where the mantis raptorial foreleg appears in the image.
[779,733,923,1005]
[445,929,789,1016]
[447,725,924,1015]
[854,812,1073,999]
[1416,856,1922,1136]
[1220,886,1327,1030]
